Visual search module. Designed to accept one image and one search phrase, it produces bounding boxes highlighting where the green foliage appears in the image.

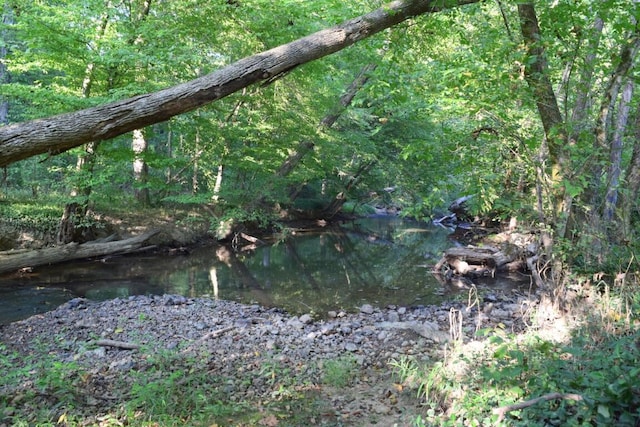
[392,288,640,426]
[0,344,88,424]
[321,355,359,388]
[0,196,62,239]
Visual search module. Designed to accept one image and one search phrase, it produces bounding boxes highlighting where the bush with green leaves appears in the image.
[392,291,640,426]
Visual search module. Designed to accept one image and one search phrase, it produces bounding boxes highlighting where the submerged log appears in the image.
[0,230,160,275]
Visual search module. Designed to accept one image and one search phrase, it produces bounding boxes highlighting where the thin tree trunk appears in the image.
[130,0,153,205]
[603,79,633,224]
[495,0,512,41]
[620,106,640,237]
[76,1,111,181]
[0,4,11,126]
[58,3,111,243]
[324,160,376,217]
[133,128,150,205]
[192,129,199,194]
[569,17,604,144]
[593,32,640,157]
[212,164,224,202]
[0,3,10,187]
[582,29,640,262]
[210,94,245,203]
[0,0,481,168]
[276,63,377,178]
[561,16,604,240]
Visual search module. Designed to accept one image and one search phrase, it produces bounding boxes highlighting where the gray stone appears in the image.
[344,342,358,352]
[299,314,313,324]
[360,304,375,314]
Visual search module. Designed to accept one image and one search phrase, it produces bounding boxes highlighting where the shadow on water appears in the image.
[0,217,533,325]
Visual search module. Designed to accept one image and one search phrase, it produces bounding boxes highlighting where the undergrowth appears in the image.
[0,343,325,426]
[391,277,640,426]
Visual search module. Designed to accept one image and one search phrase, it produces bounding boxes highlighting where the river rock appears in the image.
[299,314,313,324]
[360,304,375,314]
[387,311,400,322]
[0,291,536,426]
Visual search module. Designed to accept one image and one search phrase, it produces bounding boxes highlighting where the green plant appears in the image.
[322,355,358,388]
[393,284,640,426]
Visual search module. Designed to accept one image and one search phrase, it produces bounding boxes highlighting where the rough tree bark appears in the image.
[517,2,567,286]
[0,0,480,168]
[517,2,568,211]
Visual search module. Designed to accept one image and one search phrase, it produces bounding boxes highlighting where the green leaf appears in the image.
[597,404,611,419]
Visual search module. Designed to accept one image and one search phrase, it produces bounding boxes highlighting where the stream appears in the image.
[0,216,533,325]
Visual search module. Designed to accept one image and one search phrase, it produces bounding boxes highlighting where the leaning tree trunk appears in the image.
[276,63,377,179]
[517,2,568,287]
[273,62,379,211]
[1,230,159,274]
[517,2,568,224]
[0,0,480,168]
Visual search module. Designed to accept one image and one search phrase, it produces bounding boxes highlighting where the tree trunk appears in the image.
[517,3,568,285]
[0,0,480,168]
[0,5,12,126]
[212,164,224,202]
[282,66,373,175]
[517,2,568,223]
[569,17,604,144]
[276,63,377,178]
[581,29,640,262]
[603,79,633,223]
[517,3,566,160]
[0,230,159,275]
[620,105,640,238]
[561,16,604,240]
[324,160,376,217]
[133,128,150,205]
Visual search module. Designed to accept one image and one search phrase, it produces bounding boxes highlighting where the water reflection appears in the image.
[0,217,532,325]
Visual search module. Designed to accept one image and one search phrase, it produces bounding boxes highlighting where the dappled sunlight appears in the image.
[390,276,640,425]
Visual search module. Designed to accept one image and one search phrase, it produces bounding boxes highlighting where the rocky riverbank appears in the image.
[0,291,539,426]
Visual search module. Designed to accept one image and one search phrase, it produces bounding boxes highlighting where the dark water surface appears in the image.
[0,217,533,325]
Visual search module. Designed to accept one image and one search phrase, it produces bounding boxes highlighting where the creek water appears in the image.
[0,216,533,325]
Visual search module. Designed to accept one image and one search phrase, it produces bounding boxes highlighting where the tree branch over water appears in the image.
[0,0,480,167]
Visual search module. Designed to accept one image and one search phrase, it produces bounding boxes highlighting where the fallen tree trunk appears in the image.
[0,230,159,274]
[434,245,521,278]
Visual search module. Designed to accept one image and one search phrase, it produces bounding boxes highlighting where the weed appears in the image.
[391,278,640,426]
[321,354,358,388]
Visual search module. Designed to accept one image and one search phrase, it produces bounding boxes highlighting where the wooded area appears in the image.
[0,0,636,273]
[1,1,639,425]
